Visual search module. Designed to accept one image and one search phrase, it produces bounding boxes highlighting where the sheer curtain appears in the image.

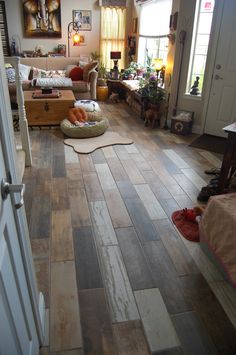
[100,7,126,70]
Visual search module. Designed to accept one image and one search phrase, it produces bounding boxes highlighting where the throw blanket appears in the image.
[33,77,73,87]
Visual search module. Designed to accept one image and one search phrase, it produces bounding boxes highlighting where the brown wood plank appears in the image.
[66,163,84,190]
[124,198,160,242]
[116,227,154,290]
[106,157,129,181]
[83,172,104,201]
[51,210,74,262]
[143,241,192,314]
[73,226,103,290]
[50,261,82,352]
[104,189,132,228]
[153,219,199,276]
[121,159,146,184]
[69,188,91,227]
[52,155,66,178]
[34,257,50,308]
[79,288,118,355]
[172,311,217,355]
[51,177,70,210]
[113,320,151,355]
[30,195,51,239]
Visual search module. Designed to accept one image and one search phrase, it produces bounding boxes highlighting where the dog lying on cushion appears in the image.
[68,107,87,126]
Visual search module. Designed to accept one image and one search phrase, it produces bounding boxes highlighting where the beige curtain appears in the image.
[100,7,126,71]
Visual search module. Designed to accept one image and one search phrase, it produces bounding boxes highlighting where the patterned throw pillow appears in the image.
[6,67,16,83]
[45,70,66,78]
[32,67,47,79]
[69,67,84,81]
[83,61,98,82]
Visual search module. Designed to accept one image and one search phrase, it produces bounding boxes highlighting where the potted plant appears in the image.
[138,75,167,110]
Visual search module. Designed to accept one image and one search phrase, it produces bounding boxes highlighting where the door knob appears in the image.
[1,178,25,209]
[215,74,223,80]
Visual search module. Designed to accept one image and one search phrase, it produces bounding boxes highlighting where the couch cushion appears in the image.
[69,67,84,81]
[83,61,98,82]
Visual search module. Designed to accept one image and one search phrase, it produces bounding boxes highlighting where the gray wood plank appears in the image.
[99,245,139,323]
[116,227,154,290]
[134,288,180,353]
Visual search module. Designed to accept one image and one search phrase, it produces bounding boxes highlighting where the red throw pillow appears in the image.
[69,66,84,81]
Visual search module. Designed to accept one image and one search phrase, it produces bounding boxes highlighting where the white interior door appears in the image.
[204,0,236,137]
[0,38,44,354]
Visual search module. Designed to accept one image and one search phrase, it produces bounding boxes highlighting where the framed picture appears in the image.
[22,0,61,38]
[79,35,85,46]
[73,10,92,31]
[58,44,66,56]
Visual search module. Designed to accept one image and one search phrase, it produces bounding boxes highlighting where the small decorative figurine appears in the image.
[190,76,200,95]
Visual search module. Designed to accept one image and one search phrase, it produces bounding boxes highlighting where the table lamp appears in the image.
[110,51,121,70]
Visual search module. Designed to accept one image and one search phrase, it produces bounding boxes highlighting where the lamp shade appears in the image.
[73,33,81,46]
[110,51,121,60]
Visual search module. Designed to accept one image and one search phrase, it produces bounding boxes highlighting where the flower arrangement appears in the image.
[138,75,167,106]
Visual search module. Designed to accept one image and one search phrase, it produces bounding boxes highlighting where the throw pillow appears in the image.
[83,61,98,82]
[19,64,31,80]
[6,67,16,83]
[32,67,47,79]
[69,67,84,81]
[65,64,77,77]
[45,70,66,78]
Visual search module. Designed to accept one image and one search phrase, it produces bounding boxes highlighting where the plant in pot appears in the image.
[138,75,167,110]
[97,62,108,86]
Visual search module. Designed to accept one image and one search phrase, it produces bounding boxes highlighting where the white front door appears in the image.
[204,0,236,137]
[0,38,44,354]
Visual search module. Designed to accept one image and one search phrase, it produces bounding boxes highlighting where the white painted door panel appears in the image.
[204,0,236,137]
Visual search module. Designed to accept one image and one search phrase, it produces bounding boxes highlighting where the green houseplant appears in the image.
[138,75,167,108]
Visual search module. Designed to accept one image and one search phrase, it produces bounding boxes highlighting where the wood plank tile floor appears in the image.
[22,102,236,355]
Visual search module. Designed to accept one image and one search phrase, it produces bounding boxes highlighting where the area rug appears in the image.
[172,210,199,242]
[64,131,133,154]
[189,134,226,154]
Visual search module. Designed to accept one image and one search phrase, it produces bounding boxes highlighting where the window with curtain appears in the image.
[186,0,215,95]
[100,7,126,71]
[138,0,172,67]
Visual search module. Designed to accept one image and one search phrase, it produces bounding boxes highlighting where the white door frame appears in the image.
[201,0,224,134]
[0,37,45,344]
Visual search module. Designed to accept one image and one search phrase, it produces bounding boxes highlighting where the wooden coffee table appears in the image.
[24,90,75,126]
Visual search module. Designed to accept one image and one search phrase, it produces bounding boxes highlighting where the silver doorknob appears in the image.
[215,74,223,80]
[1,178,25,209]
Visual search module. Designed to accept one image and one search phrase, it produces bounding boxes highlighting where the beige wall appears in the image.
[5,0,132,61]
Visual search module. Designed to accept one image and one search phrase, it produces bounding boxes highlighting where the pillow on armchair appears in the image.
[69,67,84,81]
[83,61,98,82]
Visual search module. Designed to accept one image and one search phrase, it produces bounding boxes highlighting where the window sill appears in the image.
[183,93,202,101]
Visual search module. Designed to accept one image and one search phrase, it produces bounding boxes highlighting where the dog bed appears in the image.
[74,99,101,113]
[60,113,109,138]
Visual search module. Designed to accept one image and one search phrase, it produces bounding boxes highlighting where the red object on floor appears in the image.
[171,209,200,242]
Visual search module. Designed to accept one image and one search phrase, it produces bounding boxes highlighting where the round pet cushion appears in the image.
[60,113,109,138]
[74,99,101,113]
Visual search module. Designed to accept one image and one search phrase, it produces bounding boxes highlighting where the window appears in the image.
[186,0,215,94]
[138,0,172,66]
[100,7,126,71]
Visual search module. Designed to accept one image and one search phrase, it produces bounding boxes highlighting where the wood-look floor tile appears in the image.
[172,311,217,355]
[113,145,131,161]
[121,159,146,184]
[158,198,181,219]
[51,210,74,262]
[64,144,79,164]
[163,149,190,169]
[180,275,236,353]
[83,172,104,201]
[73,226,103,290]
[134,184,167,220]
[30,195,51,239]
[69,188,91,227]
[199,151,221,167]
[30,238,49,259]
[91,148,106,164]
[95,163,117,190]
[104,189,132,228]
[143,241,192,314]
[117,180,139,199]
[124,198,160,242]
[79,289,118,355]
[116,227,154,290]
[99,245,139,323]
[153,219,199,276]
[66,164,84,190]
[52,155,66,178]
[149,160,177,188]
[134,288,180,353]
[79,154,95,173]
[181,168,206,190]
[102,146,117,158]
[106,157,129,181]
[49,349,83,355]
[50,261,82,352]
[51,178,70,210]
[34,257,50,308]
[113,320,150,355]
[90,200,118,246]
